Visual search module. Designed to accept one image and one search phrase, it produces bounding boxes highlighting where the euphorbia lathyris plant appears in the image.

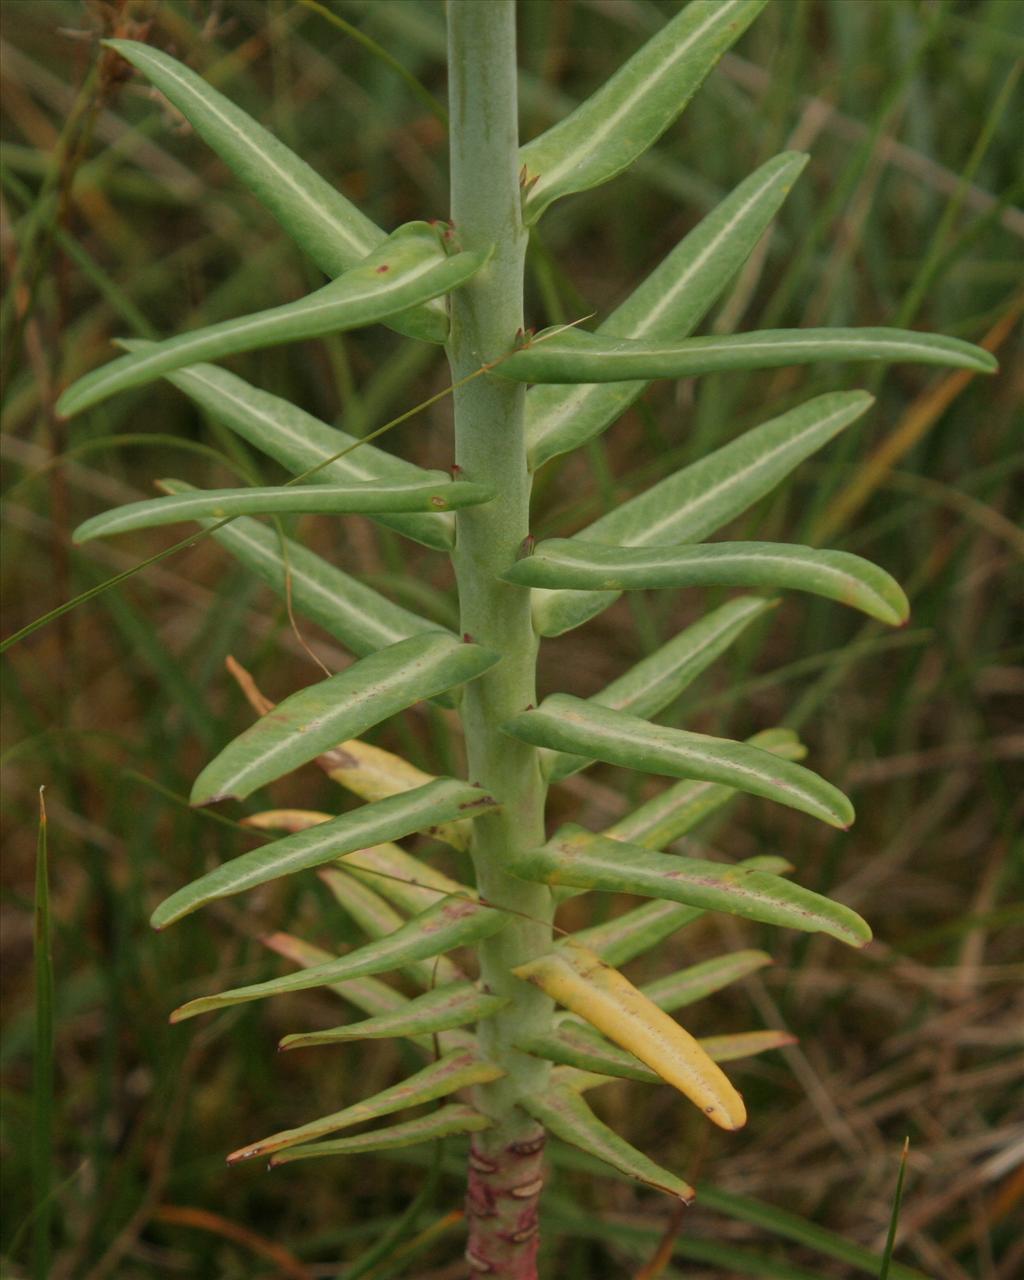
[61,2,996,1275]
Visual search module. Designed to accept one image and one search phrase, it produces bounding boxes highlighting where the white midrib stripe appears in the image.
[139,50,377,260]
[534,0,744,194]
[569,333,962,365]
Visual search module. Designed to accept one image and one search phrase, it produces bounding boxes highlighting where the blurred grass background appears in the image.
[1,0,1022,1276]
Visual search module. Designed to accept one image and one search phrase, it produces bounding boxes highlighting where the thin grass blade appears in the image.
[32,789,53,1280]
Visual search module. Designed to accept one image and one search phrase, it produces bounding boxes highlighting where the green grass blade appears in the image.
[58,224,487,417]
[605,728,807,848]
[504,695,854,828]
[270,1105,491,1166]
[879,1139,910,1280]
[160,482,443,655]
[74,478,493,543]
[152,778,497,927]
[514,541,909,632]
[547,596,775,779]
[169,899,510,1022]
[228,1050,503,1163]
[571,860,790,966]
[513,827,871,947]
[522,1084,695,1202]
[279,982,508,1050]
[102,38,447,343]
[519,0,766,223]
[536,391,873,634]
[32,789,53,1280]
[137,359,456,549]
[499,326,997,384]
[526,150,808,468]
[191,633,499,804]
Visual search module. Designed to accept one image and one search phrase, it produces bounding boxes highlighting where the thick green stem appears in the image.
[447,3,553,1274]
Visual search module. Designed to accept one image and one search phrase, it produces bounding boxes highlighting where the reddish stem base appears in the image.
[464,1124,546,1277]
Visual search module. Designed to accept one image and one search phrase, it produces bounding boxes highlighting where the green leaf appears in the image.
[321,843,471,916]
[139,360,455,550]
[227,1049,503,1163]
[103,39,446,343]
[641,950,774,1014]
[159,482,443,655]
[546,597,775,778]
[526,149,808,468]
[269,1105,492,1166]
[508,540,909,630]
[571,858,791,966]
[58,223,488,417]
[519,0,767,223]
[152,778,496,928]
[279,981,508,1050]
[512,826,871,948]
[191,632,499,804]
[74,478,493,544]
[169,898,510,1022]
[534,391,873,634]
[605,728,807,849]
[522,1083,694,1202]
[316,869,464,989]
[699,1030,796,1064]
[513,942,746,1129]
[261,931,410,1023]
[504,695,854,828]
[498,326,998,385]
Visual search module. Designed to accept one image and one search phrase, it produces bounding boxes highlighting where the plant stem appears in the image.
[447,3,553,1275]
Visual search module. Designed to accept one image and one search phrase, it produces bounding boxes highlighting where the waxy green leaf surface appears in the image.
[103,39,446,342]
[159,483,442,656]
[505,695,854,828]
[261,932,409,1024]
[191,632,499,805]
[519,0,767,223]
[534,391,873,634]
[228,1050,502,1163]
[499,326,997,385]
[170,898,510,1022]
[515,827,871,947]
[59,224,488,418]
[269,1105,492,1166]
[280,982,507,1050]
[510,540,909,630]
[320,844,470,916]
[152,778,495,928]
[526,149,808,467]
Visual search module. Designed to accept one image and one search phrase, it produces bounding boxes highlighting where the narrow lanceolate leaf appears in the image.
[513,827,871,948]
[504,695,854,828]
[514,942,746,1130]
[522,1083,694,1203]
[318,738,470,850]
[519,0,766,223]
[103,39,446,343]
[606,728,807,849]
[143,361,455,550]
[58,223,488,417]
[526,149,808,468]
[571,859,791,967]
[228,1049,503,1163]
[320,844,471,916]
[534,391,872,634]
[159,484,442,656]
[547,597,775,779]
[262,932,409,1024]
[522,1020,784,1082]
[316,870,464,989]
[170,898,509,1022]
[269,1106,492,1166]
[152,779,495,928]
[641,950,774,1014]
[280,982,508,1050]
[498,326,997,385]
[509,540,909,630]
[73,479,493,543]
[191,632,499,805]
